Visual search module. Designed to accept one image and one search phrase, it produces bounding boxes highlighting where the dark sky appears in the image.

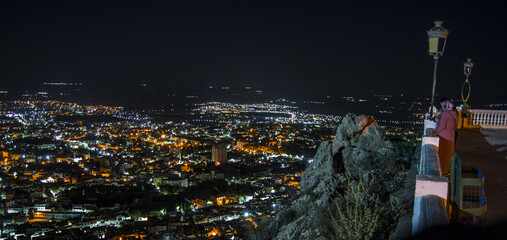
[1,0,506,97]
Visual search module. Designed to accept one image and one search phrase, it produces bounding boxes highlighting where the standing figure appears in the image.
[436,98,458,176]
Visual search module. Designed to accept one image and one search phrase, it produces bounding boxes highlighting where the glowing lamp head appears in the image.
[464,58,474,77]
[427,21,449,58]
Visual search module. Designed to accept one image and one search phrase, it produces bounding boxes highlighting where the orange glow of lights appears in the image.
[207,227,220,237]
[245,218,258,228]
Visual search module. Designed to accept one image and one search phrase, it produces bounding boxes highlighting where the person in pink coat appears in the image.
[436,98,458,176]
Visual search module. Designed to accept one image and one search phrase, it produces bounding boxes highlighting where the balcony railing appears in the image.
[461,109,507,129]
[412,120,449,235]
[413,108,496,235]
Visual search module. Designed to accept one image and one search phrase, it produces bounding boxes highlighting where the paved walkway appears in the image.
[455,128,507,226]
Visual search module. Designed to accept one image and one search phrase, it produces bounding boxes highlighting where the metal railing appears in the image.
[461,109,507,129]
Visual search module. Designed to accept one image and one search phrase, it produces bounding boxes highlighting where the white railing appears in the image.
[412,119,450,235]
[468,109,507,128]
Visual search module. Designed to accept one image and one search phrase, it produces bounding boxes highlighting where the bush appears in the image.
[328,176,380,240]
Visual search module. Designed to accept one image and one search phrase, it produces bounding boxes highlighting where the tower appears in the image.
[212,145,227,164]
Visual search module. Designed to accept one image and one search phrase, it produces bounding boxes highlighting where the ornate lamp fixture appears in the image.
[427,21,450,118]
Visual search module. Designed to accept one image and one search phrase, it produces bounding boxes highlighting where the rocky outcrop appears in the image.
[300,141,346,208]
[332,113,395,176]
[271,113,400,240]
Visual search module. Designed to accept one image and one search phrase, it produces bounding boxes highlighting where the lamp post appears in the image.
[427,21,449,118]
[461,58,474,114]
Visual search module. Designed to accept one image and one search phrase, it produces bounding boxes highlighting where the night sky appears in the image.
[1,0,506,97]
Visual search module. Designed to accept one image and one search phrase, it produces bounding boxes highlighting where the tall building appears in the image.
[212,145,227,164]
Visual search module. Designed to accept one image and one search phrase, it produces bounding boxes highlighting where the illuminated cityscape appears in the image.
[1,0,506,239]
[0,95,428,239]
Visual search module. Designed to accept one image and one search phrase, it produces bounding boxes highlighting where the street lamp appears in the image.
[427,21,449,118]
[461,58,474,113]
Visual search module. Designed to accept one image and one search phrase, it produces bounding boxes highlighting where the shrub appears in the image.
[328,176,380,240]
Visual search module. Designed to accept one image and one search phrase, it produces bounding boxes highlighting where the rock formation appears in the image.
[267,113,403,240]
[331,114,395,176]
